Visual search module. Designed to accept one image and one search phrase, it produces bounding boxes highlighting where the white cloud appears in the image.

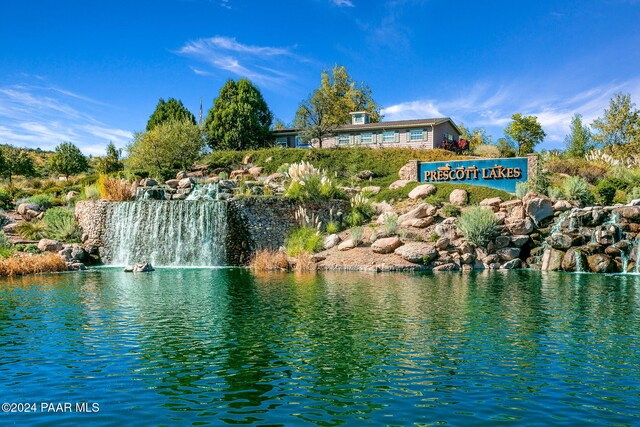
[332,0,355,6]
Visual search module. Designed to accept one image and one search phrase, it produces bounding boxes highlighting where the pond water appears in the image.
[1,269,639,426]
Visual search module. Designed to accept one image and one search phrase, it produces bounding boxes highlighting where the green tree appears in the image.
[496,138,517,157]
[591,92,640,148]
[564,113,593,158]
[457,123,491,150]
[504,113,546,156]
[48,142,89,179]
[0,144,35,184]
[293,89,338,148]
[146,98,196,131]
[127,119,204,179]
[204,78,273,150]
[95,142,124,175]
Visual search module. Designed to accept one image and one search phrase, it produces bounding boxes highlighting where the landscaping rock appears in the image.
[38,239,63,253]
[562,249,587,272]
[627,199,640,207]
[554,200,573,212]
[66,262,86,271]
[587,254,613,273]
[398,203,437,223]
[548,233,574,250]
[435,237,450,251]
[506,217,535,235]
[389,179,411,190]
[124,262,155,273]
[614,206,640,221]
[373,202,395,215]
[17,203,42,220]
[324,234,341,250]
[433,263,460,272]
[524,193,554,225]
[541,248,565,271]
[176,171,188,180]
[497,247,520,261]
[408,184,437,200]
[394,242,438,264]
[494,235,511,249]
[243,154,253,164]
[403,217,434,228]
[501,199,524,219]
[479,197,503,212]
[141,178,158,187]
[178,177,194,189]
[248,166,264,177]
[264,173,285,185]
[362,186,381,195]
[338,239,356,251]
[449,189,468,206]
[371,236,403,254]
[165,179,179,188]
[356,170,374,180]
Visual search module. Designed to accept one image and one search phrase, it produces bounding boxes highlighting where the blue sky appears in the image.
[1,0,639,155]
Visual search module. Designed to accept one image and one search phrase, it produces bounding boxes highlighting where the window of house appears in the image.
[410,129,424,141]
[337,134,350,145]
[361,132,373,144]
[275,137,287,147]
[383,131,397,143]
[353,114,364,124]
[444,133,455,142]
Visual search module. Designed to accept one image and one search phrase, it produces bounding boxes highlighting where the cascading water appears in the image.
[103,200,227,266]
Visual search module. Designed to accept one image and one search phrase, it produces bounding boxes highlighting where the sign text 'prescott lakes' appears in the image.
[418,157,529,193]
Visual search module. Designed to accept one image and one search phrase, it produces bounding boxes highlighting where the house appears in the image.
[273,111,462,149]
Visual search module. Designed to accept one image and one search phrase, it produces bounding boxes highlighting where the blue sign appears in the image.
[418,157,529,193]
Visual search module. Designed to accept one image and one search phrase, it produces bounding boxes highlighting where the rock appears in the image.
[362,186,381,195]
[511,235,530,247]
[433,263,460,272]
[165,179,179,188]
[371,236,403,254]
[449,189,468,206]
[376,211,398,225]
[176,171,188,180]
[70,245,87,262]
[408,184,437,200]
[38,239,63,253]
[264,173,285,185]
[548,233,574,250]
[17,202,42,218]
[230,169,250,180]
[524,193,554,225]
[587,254,613,273]
[435,237,450,251]
[500,259,523,269]
[496,247,520,261]
[479,197,503,212]
[172,193,187,200]
[243,154,253,164]
[501,199,524,219]
[627,199,640,206]
[389,179,411,190]
[541,248,565,271]
[66,262,86,271]
[614,206,640,221]
[435,222,458,240]
[124,262,155,273]
[506,218,535,235]
[248,166,264,177]
[373,202,395,215]
[324,234,341,250]
[562,249,587,272]
[141,178,158,187]
[403,217,435,228]
[398,162,417,181]
[554,200,573,212]
[394,243,438,264]
[494,235,511,249]
[178,177,194,189]
[398,203,437,223]
[338,239,356,251]
[461,253,475,264]
[65,191,79,202]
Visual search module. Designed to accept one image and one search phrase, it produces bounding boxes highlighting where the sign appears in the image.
[418,157,529,193]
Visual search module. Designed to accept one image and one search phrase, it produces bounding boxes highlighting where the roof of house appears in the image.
[273,117,461,135]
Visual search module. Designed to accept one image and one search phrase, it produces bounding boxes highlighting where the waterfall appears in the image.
[103,200,227,266]
[574,249,584,273]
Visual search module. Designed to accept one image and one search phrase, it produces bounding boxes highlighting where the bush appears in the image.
[98,175,133,201]
[349,226,363,246]
[429,232,439,242]
[0,231,14,259]
[15,221,47,240]
[474,144,501,158]
[442,204,461,218]
[456,207,497,246]
[347,193,375,226]
[0,253,67,277]
[250,249,289,271]
[627,187,640,203]
[218,171,229,180]
[563,176,592,204]
[382,213,399,235]
[326,221,340,234]
[27,194,53,211]
[516,182,529,198]
[425,194,446,208]
[595,178,621,205]
[42,208,81,242]
[284,161,342,202]
[547,186,564,199]
[83,184,101,200]
[0,190,12,210]
[286,226,324,257]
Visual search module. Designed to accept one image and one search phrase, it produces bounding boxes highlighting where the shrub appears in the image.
[547,186,564,199]
[382,212,399,235]
[276,163,290,174]
[425,194,446,208]
[326,221,340,234]
[285,161,342,202]
[286,226,323,257]
[474,144,501,158]
[595,178,620,206]
[83,184,101,200]
[15,221,47,240]
[250,249,289,271]
[0,253,67,277]
[369,229,378,243]
[293,251,316,272]
[563,176,592,204]
[349,226,363,246]
[429,232,439,242]
[516,182,529,198]
[218,171,229,180]
[0,231,14,259]
[0,190,12,210]
[42,208,81,242]
[347,193,375,226]
[627,186,640,202]
[97,175,133,201]
[27,194,53,211]
[442,204,461,218]
[456,207,497,246]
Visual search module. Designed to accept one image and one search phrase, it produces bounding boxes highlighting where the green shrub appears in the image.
[15,221,47,240]
[218,171,229,180]
[456,207,497,246]
[429,232,439,242]
[286,226,324,257]
[83,184,101,200]
[349,226,363,245]
[627,186,640,202]
[42,208,81,242]
[0,231,14,258]
[0,190,12,210]
[326,220,340,234]
[382,213,399,235]
[473,144,501,158]
[547,186,564,199]
[596,178,621,205]
[276,163,290,174]
[284,162,343,202]
[425,194,446,208]
[563,176,592,204]
[347,193,375,226]
[27,194,53,210]
[442,204,461,218]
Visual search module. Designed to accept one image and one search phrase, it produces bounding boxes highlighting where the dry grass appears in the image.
[98,175,133,201]
[250,249,290,271]
[0,253,67,277]
[293,251,317,272]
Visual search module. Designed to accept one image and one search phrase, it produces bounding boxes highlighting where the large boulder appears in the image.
[524,193,554,225]
[402,217,434,228]
[408,184,437,200]
[165,179,179,188]
[511,235,530,247]
[125,262,155,273]
[371,236,403,254]
[479,197,503,212]
[338,239,356,251]
[496,247,520,261]
[433,263,460,272]
[389,179,411,190]
[562,249,587,272]
[435,237,450,251]
[587,254,613,273]
[548,233,574,250]
[501,199,525,219]
[178,177,194,189]
[324,234,341,250]
[398,203,437,223]
[394,243,438,264]
[506,217,535,235]
[541,248,565,271]
[449,189,468,206]
[38,239,63,253]
[553,200,573,212]
[614,206,640,221]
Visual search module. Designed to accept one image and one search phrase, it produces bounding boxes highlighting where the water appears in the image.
[574,249,585,273]
[1,269,640,426]
[103,201,227,266]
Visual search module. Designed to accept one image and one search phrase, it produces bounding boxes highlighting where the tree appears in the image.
[204,78,273,150]
[292,89,338,148]
[496,138,517,157]
[127,119,204,179]
[457,123,490,150]
[0,144,35,184]
[48,142,89,179]
[95,142,124,175]
[504,113,546,156]
[564,114,593,158]
[146,98,196,131]
[591,92,640,148]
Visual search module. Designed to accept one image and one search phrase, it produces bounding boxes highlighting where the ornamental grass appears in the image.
[97,175,133,201]
[250,249,289,272]
[0,253,67,277]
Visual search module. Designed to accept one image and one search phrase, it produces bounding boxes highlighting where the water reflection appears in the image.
[0,269,639,426]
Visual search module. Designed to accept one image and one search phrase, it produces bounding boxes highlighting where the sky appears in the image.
[1,0,639,156]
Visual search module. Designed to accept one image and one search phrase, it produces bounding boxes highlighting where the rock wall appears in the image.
[75,201,108,248]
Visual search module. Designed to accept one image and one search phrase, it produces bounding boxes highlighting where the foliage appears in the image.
[83,184,101,200]
[95,142,124,175]
[504,113,546,156]
[97,175,133,201]
[0,253,67,277]
[42,208,81,242]
[382,212,399,235]
[429,232,439,242]
[146,97,196,131]
[347,193,374,226]
[515,182,529,198]
[591,92,640,148]
[0,189,12,210]
[284,161,342,202]
[564,114,594,158]
[527,154,551,195]
[48,142,89,178]
[0,230,14,258]
[496,138,517,157]
[456,207,497,246]
[204,78,273,150]
[27,194,53,210]
[250,249,289,271]
[547,186,564,199]
[473,144,501,158]
[595,178,624,205]
[326,221,340,234]
[458,123,492,150]
[442,204,461,217]
[15,221,47,240]
[349,226,363,246]
[562,176,592,204]
[293,89,338,148]
[376,181,514,206]
[0,144,36,183]
[425,194,446,208]
[627,187,640,203]
[127,118,204,178]
[545,157,608,184]
[286,226,324,257]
